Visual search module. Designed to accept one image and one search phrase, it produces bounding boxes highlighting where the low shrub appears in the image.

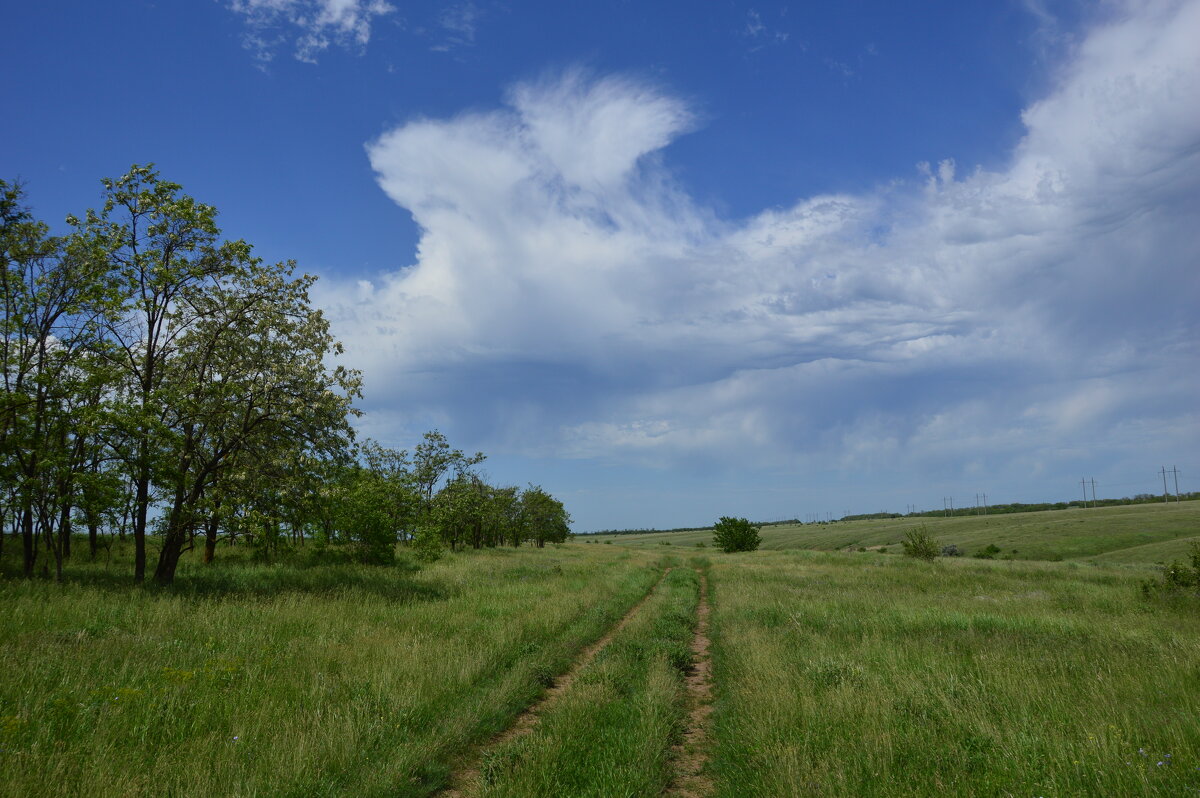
[974,544,1002,559]
[1142,543,1200,598]
[901,526,941,562]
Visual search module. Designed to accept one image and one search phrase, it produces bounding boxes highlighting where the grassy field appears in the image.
[3,512,1198,796]
[706,550,1200,797]
[586,501,1200,564]
[0,544,666,797]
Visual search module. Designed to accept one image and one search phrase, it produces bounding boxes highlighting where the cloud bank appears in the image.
[320,1,1200,491]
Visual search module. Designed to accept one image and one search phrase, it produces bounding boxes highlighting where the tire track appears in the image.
[440,566,672,797]
[665,568,715,797]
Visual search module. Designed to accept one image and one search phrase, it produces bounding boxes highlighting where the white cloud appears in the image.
[318,1,1200,483]
[228,0,394,63]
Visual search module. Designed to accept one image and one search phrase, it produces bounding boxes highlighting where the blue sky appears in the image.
[4,0,1198,529]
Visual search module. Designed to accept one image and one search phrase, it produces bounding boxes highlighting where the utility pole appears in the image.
[1162,466,1170,503]
[1090,478,1097,506]
[1081,478,1089,506]
[1171,466,1181,502]
[982,493,988,514]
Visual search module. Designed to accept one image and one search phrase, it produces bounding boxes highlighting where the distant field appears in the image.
[585,501,1200,565]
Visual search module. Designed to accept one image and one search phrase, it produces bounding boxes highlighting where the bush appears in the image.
[412,525,444,563]
[1142,543,1200,598]
[712,516,762,553]
[974,544,1002,559]
[941,544,962,557]
[901,526,940,562]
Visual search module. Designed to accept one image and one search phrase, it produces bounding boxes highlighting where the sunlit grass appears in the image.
[707,550,1200,797]
[0,543,663,797]
[477,564,698,797]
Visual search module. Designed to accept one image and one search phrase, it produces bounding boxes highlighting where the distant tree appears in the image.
[521,485,570,548]
[712,516,761,553]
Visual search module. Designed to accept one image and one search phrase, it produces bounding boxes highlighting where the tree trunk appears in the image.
[132,460,150,582]
[202,514,219,564]
[87,512,99,560]
[21,503,35,578]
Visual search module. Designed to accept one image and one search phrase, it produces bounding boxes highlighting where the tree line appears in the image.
[1,167,569,585]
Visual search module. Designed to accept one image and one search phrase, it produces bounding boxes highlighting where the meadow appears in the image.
[587,500,1200,563]
[2,500,1198,796]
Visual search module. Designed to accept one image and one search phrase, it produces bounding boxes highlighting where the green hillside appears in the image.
[586,501,1199,565]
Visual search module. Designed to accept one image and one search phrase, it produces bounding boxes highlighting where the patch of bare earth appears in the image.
[664,569,715,798]
[440,567,672,797]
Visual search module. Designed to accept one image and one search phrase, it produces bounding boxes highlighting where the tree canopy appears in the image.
[1,168,573,584]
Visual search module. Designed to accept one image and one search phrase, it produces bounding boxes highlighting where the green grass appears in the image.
[706,549,1200,797]
[476,564,699,797]
[5,521,1198,796]
[588,501,1200,564]
[0,543,664,797]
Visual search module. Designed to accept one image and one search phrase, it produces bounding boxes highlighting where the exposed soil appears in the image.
[664,568,715,797]
[440,567,672,797]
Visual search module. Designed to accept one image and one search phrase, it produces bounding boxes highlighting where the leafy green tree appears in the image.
[70,165,245,582]
[521,485,571,548]
[149,259,359,583]
[1,180,114,579]
[712,516,761,553]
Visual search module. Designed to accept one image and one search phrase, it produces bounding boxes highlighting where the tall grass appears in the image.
[0,544,663,797]
[707,550,1200,796]
[476,565,699,797]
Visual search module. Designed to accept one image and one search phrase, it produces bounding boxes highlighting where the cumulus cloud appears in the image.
[229,0,394,63]
[319,2,1200,486]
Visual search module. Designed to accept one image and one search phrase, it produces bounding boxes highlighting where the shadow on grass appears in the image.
[1,557,451,604]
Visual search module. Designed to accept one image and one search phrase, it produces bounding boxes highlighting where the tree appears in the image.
[1,180,114,579]
[520,485,570,548]
[712,516,761,553]
[70,165,242,582]
[148,259,359,583]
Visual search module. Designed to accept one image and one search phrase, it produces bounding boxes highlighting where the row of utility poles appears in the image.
[804,467,1185,522]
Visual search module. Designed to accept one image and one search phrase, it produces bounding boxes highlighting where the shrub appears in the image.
[712,516,762,553]
[1142,543,1200,598]
[941,544,962,557]
[901,526,940,562]
[974,544,1002,559]
[412,525,444,563]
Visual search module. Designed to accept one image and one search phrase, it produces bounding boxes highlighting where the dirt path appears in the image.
[440,567,672,797]
[664,568,715,797]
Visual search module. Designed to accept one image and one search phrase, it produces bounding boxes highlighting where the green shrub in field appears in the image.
[412,524,444,563]
[1142,543,1200,597]
[974,543,1002,559]
[713,516,762,553]
[901,525,941,562]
